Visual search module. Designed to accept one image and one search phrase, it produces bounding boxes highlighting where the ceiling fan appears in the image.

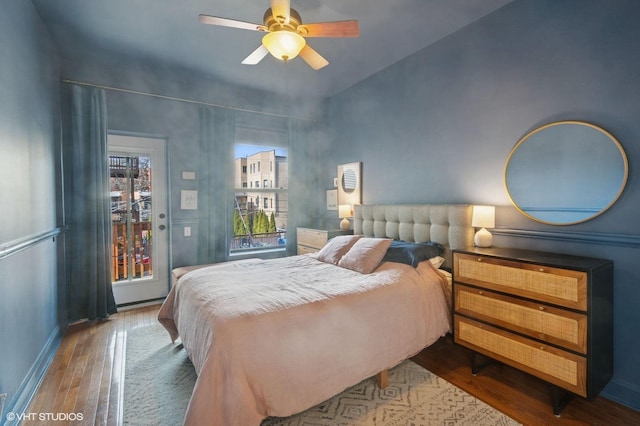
[199,0,359,70]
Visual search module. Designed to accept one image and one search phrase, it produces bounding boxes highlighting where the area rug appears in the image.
[124,323,521,425]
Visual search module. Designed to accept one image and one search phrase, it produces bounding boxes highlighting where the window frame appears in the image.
[231,140,288,256]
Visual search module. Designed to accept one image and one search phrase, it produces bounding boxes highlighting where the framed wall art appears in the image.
[180,190,198,210]
[337,162,362,207]
[326,189,338,210]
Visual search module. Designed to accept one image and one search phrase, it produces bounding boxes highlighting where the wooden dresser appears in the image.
[452,247,613,414]
[296,227,353,254]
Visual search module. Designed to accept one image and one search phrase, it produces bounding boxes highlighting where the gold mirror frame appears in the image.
[504,121,628,225]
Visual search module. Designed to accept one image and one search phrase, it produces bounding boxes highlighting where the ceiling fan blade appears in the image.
[270,0,290,23]
[199,14,264,32]
[241,45,270,65]
[299,45,329,70]
[299,20,360,38]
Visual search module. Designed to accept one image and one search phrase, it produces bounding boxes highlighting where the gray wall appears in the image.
[0,0,64,417]
[327,0,640,410]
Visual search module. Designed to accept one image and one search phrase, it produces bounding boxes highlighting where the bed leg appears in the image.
[377,370,388,389]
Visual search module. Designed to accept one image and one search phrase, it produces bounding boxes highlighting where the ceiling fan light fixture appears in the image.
[262,31,306,62]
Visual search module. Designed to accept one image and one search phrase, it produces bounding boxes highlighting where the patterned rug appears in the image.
[124,324,521,425]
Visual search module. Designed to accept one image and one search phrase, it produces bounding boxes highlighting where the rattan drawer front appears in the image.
[455,284,587,353]
[297,228,328,250]
[454,253,587,310]
[455,317,587,397]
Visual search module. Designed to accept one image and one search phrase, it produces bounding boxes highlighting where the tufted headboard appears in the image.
[353,204,474,269]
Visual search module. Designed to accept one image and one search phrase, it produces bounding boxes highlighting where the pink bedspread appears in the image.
[158,254,451,425]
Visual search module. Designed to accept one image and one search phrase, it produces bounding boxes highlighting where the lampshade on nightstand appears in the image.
[339,204,352,230]
[472,205,495,247]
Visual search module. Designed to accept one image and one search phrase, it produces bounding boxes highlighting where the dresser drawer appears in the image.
[297,244,320,255]
[454,253,588,311]
[455,316,587,397]
[297,228,353,254]
[455,284,587,353]
[297,228,328,250]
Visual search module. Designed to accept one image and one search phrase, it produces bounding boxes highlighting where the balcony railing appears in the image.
[111,225,285,282]
[230,231,286,251]
[109,155,139,178]
[111,221,152,281]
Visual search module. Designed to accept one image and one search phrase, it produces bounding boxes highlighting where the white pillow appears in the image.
[338,238,393,274]
[316,235,362,264]
[429,256,446,269]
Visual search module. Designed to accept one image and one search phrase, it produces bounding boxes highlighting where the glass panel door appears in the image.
[109,134,168,305]
[110,154,153,281]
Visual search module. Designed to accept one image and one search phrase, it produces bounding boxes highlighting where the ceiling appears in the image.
[32,0,513,99]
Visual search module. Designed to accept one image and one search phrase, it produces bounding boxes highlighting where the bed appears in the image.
[158,204,474,425]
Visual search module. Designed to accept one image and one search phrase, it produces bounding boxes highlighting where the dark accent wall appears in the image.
[326,0,640,410]
[0,1,64,420]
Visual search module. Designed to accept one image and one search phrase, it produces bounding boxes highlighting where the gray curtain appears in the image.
[66,85,117,321]
[197,106,234,264]
[287,117,325,255]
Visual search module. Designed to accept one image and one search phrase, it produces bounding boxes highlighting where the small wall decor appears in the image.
[326,189,338,210]
[337,162,362,206]
[182,171,196,180]
[180,190,198,210]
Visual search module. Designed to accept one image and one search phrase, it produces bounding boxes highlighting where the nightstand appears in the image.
[452,247,613,415]
[296,227,353,254]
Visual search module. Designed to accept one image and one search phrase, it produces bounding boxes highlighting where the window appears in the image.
[233,143,288,254]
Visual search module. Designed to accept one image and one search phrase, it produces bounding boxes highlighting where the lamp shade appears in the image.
[262,31,306,61]
[472,205,495,229]
[338,204,352,219]
[472,205,495,247]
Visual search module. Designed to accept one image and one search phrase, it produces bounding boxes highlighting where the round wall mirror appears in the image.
[341,168,358,193]
[504,121,628,225]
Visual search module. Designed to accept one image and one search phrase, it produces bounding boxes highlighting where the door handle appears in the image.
[159,225,166,230]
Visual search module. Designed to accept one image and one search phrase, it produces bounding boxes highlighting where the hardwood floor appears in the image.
[26,304,160,426]
[27,304,640,425]
[413,336,640,425]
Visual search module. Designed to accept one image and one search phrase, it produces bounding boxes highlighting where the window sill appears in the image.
[229,247,286,260]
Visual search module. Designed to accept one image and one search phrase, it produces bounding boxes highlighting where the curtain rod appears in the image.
[62,79,316,121]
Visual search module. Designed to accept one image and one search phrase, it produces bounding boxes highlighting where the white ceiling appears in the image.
[31,0,513,99]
